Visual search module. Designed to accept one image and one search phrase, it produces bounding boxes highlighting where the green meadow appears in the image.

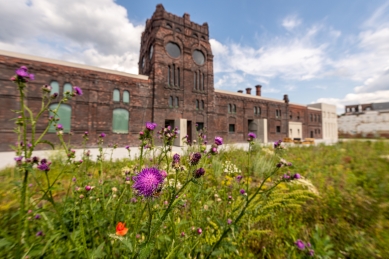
[0,140,388,258]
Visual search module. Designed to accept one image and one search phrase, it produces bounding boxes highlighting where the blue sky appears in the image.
[1,0,388,113]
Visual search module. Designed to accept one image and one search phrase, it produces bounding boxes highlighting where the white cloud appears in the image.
[0,0,144,73]
[282,15,302,31]
[210,35,328,81]
[214,73,246,89]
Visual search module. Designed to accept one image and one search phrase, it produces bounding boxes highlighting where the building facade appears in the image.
[338,102,389,138]
[0,4,335,151]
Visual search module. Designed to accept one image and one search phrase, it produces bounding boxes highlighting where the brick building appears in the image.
[0,4,333,151]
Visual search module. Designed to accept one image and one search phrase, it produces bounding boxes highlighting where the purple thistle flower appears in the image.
[16,66,29,78]
[32,156,39,163]
[181,232,185,237]
[293,173,301,179]
[236,175,243,182]
[125,145,130,150]
[73,86,83,96]
[99,132,106,138]
[197,228,202,234]
[34,214,41,220]
[36,231,43,237]
[283,173,291,180]
[56,124,63,130]
[85,185,92,191]
[240,189,246,195]
[309,249,314,256]
[214,136,223,146]
[194,167,205,178]
[227,219,232,224]
[295,239,305,250]
[51,93,58,99]
[173,153,180,163]
[145,122,157,131]
[40,158,47,164]
[14,156,23,162]
[248,132,256,139]
[37,163,50,172]
[190,152,202,166]
[132,167,164,198]
[131,198,137,203]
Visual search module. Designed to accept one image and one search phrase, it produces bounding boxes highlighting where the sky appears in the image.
[1,0,389,114]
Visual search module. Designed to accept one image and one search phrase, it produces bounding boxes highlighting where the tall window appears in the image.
[229,124,235,133]
[177,68,180,86]
[233,104,236,113]
[194,72,197,89]
[202,73,205,90]
[228,104,232,113]
[63,83,72,95]
[169,96,173,107]
[200,73,203,90]
[175,97,179,107]
[310,114,313,122]
[254,107,257,114]
[49,104,71,133]
[113,89,120,102]
[276,126,281,133]
[201,100,205,110]
[50,81,59,95]
[168,65,171,85]
[123,91,130,103]
[112,109,129,133]
[173,64,176,86]
[196,99,199,109]
[258,107,261,115]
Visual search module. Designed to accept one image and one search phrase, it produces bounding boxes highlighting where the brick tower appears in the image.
[138,4,215,144]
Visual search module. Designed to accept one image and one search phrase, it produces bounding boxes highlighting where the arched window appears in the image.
[63,83,72,95]
[50,81,59,95]
[200,73,203,90]
[173,64,176,85]
[177,67,180,86]
[196,99,199,109]
[258,107,261,115]
[175,96,179,107]
[112,108,129,133]
[201,100,205,110]
[194,72,197,89]
[169,96,173,107]
[202,73,205,90]
[49,104,71,133]
[254,107,257,114]
[233,104,236,113]
[228,104,232,113]
[123,91,130,103]
[168,65,171,85]
[113,89,120,102]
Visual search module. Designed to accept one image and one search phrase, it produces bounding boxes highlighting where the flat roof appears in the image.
[0,49,149,80]
[215,89,306,107]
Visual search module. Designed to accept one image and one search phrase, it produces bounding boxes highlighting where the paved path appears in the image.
[0,142,253,170]
[0,139,337,170]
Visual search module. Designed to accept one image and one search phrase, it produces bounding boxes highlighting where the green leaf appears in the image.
[91,242,106,259]
[37,140,55,150]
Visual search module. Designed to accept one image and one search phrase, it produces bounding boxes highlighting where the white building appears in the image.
[338,102,389,137]
[308,103,338,142]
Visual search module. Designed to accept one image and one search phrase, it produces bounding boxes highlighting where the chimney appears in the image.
[255,85,262,96]
[283,94,289,104]
[237,90,243,93]
[245,88,252,95]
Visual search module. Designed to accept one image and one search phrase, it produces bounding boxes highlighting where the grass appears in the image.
[0,140,388,258]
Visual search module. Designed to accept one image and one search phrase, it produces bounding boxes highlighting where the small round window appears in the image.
[165,42,181,58]
[149,45,154,59]
[192,50,205,65]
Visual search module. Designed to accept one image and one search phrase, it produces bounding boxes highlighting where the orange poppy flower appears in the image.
[116,222,128,236]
